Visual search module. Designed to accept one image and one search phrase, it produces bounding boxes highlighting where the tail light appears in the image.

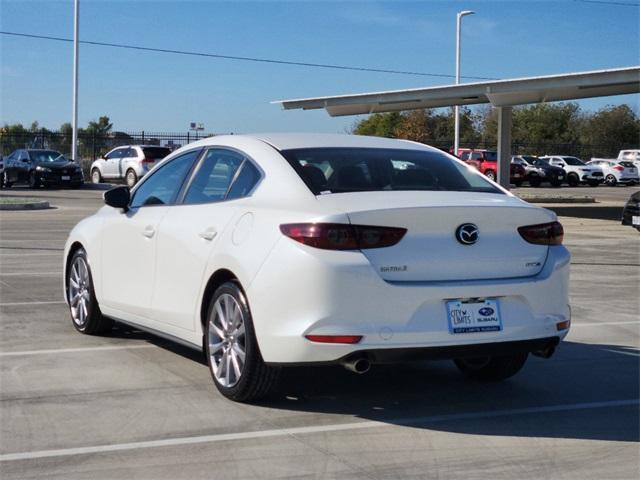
[305,335,362,344]
[280,223,406,250]
[613,165,624,171]
[141,158,155,164]
[518,221,564,245]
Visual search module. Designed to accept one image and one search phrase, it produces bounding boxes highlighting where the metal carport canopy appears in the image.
[273,66,640,116]
[273,66,639,188]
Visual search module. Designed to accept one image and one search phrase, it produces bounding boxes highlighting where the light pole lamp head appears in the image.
[458,10,475,19]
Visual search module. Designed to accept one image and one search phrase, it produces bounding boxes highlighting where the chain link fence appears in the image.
[1,129,634,175]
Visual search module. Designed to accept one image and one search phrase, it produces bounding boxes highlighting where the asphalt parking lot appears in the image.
[1,185,638,479]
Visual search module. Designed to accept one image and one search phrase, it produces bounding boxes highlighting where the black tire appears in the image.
[567,173,579,187]
[605,174,617,187]
[485,170,496,182]
[529,177,541,188]
[125,169,138,188]
[29,171,40,189]
[91,168,102,184]
[204,282,280,402]
[454,353,528,382]
[66,248,113,335]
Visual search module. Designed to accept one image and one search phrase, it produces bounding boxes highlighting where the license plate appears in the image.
[633,216,640,226]
[447,299,502,334]
[61,175,70,180]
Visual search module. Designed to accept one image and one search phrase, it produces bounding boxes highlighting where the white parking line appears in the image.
[0,301,65,306]
[0,344,157,357]
[0,398,636,462]
[0,272,60,276]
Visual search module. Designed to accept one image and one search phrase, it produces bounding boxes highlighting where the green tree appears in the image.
[353,112,402,137]
[579,104,640,157]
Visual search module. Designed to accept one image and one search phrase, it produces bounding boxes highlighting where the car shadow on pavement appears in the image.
[262,341,639,443]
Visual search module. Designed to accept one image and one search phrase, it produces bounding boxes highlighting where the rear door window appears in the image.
[182,149,244,204]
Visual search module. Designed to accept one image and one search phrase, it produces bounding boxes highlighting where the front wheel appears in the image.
[485,170,496,181]
[125,169,138,188]
[454,353,528,382]
[91,168,102,184]
[67,248,113,335]
[205,282,280,402]
[29,171,40,189]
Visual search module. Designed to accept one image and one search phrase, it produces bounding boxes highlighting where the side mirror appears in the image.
[104,186,130,212]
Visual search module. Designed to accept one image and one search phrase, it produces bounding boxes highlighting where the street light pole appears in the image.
[71,0,79,162]
[454,10,474,156]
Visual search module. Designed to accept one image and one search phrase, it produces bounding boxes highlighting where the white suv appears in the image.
[587,159,639,186]
[539,155,603,187]
[90,145,171,187]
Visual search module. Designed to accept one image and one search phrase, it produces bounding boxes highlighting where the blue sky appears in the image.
[1,0,639,133]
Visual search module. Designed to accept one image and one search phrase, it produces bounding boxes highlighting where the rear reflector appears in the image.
[305,335,363,344]
[556,320,571,331]
[280,223,406,250]
[518,221,564,245]
[141,158,155,164]
[613,165,624,171]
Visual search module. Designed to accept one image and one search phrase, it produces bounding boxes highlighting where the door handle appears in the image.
[142,226,156,238]
[199,228,217,241]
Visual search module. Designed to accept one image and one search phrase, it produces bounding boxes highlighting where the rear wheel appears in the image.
[454,353,528,382]
[567,173,579,187]
[204,282,279,402]
[67,248,113,334]
[485,170,496,181]
[91,168,102,184]
[125,169,138,188]
[605,174,617,187]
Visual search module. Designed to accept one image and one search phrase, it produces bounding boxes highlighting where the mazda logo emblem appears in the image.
[455,223,479,245]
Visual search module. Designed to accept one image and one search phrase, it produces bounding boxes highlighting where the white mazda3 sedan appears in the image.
[63,134,571,402]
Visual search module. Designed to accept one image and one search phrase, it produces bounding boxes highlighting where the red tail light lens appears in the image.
[280,223,406,250]
[613,165,624,171]
[518,221,564,245]
[305,335,362,344]
[141,158,155,164]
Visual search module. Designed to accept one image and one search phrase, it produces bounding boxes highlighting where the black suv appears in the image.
[2,149,84,189]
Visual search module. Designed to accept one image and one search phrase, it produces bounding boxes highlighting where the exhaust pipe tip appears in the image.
[342,357,371,374]
[532,345,556,359]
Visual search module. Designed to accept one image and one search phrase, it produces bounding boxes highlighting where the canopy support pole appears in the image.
[496,106,512,189]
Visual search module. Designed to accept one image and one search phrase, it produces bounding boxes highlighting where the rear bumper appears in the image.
[248,239,571,364]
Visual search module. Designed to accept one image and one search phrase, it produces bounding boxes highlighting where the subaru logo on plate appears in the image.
[455,223,479,245]
[478,307,494,316]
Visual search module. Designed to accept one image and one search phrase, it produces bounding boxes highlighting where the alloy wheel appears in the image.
[208,293,246,388]
[91,169,101,184]
[68,256,91,326]
[126,171,137,188]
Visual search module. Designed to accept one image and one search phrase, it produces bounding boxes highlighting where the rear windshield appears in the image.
[281,148,502,195]
[620,161,635,168]
[29,150,65,163]
[142,147,171,160]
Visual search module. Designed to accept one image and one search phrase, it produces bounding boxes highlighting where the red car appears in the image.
[455,148,525,186]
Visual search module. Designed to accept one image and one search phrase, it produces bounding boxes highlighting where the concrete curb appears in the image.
[518,195,596,204]
[0,200,50,211]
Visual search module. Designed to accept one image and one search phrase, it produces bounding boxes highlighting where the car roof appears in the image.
[189,133,438,152]
[112,145,171,149]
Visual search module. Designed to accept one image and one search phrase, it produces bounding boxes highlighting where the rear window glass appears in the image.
[562,157,585,166]
[281,148,502,195]
[142,147,171,159]
[620,161,635,168]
